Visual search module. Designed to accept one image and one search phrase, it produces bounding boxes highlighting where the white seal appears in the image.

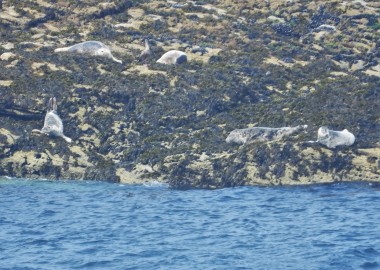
[226,125,308,144]
[54,41,122,64]
[156,50,187,65]
[316,126,355,148]
[32,97,72,143]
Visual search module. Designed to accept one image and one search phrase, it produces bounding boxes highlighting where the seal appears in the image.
[139,39,151,63]
[156,50,187,65]
[316,126,355,148]
[226,125,308,144]
[54,41,122,64]
[31,97,72,143]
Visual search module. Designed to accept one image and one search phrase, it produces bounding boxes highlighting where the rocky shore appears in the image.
[0,0,379,188]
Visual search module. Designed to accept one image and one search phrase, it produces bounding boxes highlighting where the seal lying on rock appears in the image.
[32,97,72,143]
[156,50,187,65]
[316,126,355,148]
[226,125,308,144]
[54,41,122,64]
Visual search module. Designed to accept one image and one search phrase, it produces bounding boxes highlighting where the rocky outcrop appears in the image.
[0,0,379,188]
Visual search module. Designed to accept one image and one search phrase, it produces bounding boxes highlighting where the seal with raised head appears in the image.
[316,126,355,148]
[54,41,122,64]
[138,39,151,63]
[32,97,72,143]
[226,125,308,145]
[156,50,187,65]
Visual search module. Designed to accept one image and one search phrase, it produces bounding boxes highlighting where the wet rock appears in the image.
[309,6,340,30]
[272,23,298,37]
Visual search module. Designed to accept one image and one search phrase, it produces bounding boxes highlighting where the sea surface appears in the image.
[0,177,379,270]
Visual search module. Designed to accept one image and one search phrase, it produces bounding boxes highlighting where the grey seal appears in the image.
[54,41,122,64]
[32,97,72,143]
[139,39,151,62]
[316,126,355,148]
[156,50,187,65]
[226,125,308,145]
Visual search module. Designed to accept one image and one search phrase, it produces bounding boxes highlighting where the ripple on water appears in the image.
[0,178,379,269]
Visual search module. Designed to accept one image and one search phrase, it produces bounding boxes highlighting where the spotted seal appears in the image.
[32,97,72,143]
[316,126,355,148]
[54,41,122,64]
[156,50,187,65]
[226,125,308,144]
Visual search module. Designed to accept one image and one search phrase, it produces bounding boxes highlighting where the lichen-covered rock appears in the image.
[0,0,379,188]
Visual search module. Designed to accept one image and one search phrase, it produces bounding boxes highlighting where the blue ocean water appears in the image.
[0,178,379,270]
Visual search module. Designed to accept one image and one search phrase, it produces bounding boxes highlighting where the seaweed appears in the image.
[0,0,379,188]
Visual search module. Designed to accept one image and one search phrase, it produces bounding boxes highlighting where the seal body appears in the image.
[32,97,72,143]
[317,126,355,148]
[156,50,187,65]
[226,125,307,145]
[54,41,122,64]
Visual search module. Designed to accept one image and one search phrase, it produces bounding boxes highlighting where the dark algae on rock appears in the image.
[0,0,379,188]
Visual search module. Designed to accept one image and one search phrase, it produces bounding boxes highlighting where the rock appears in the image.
[0,52,16,61]
[351,60,366,71]
[267,16,286,24]
[1,43,15,50]
[0,80,13,86]
[0,0,379,188]
[272,23,294,36]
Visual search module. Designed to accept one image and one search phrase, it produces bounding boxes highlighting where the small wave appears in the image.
[37,209,57,217]
[361,261,379,269]
[352,246,380,258]
[73,260,115,269]
[143,180,168,187]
